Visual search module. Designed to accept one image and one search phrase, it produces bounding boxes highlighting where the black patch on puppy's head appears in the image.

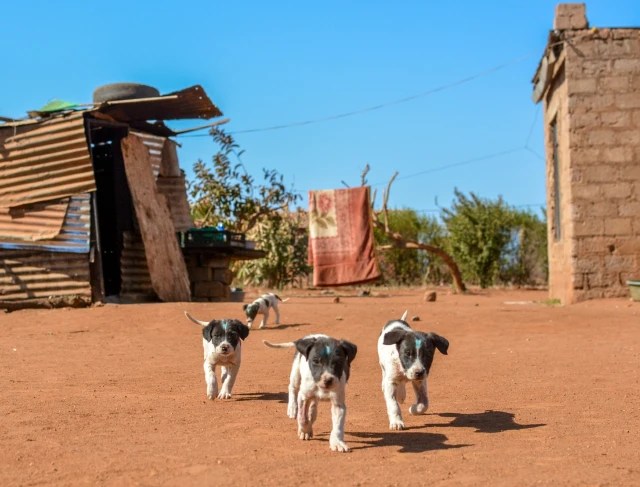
[295,336,358,383]
[243,302,260,320]
[203,319,250,349]
[383,329,448,375]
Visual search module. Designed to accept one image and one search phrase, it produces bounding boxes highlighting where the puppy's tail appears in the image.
[274,294,289,303]
[184,311,209,327]
[262,339,295,349]
[400,310,409,321]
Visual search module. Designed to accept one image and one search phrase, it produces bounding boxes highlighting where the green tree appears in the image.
[441,189,515,288]
[188,127,300,232]
[233,212,310,289]
[499,208,548,286]
[188,127,310,289]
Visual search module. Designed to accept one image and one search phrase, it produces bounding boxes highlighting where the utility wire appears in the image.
[178,51,537,137]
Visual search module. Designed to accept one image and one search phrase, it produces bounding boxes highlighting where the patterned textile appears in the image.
[308,186,381,286]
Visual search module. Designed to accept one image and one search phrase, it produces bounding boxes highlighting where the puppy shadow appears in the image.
[234,392,288,403]
[435,410,545,433]
[348,428,470,453]
[263,322,312,331]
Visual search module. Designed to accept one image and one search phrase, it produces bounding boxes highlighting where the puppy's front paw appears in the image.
[409,403,427,415]
[389,419,405,430]
[217,391,232,400]
[330,437,350,452]
[287,403,298,419]
[298,427,313,440]
[259,323,266,329]
[206,386,218,400]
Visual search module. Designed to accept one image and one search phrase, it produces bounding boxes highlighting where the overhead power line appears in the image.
[178,50,537,137]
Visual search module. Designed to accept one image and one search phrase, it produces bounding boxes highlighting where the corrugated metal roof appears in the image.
[0,249,91,301]
[0,112,96,208]
[0,194,91,253]
[97,85,222,122]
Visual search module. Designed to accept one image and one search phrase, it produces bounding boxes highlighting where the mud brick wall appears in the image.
[543,4,640,303]
[184,255,233,302]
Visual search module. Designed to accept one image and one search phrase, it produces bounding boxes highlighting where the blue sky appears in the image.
[1,1,638,215]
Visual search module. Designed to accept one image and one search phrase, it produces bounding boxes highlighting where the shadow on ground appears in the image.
[258,322,312,331]
[435,410,545,433]
[234,392,288,403]
[348,428,470,453]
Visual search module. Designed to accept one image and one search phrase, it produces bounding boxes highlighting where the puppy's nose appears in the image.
[220,345,229,353]
[414,369,426,379]
[323,377,334,387]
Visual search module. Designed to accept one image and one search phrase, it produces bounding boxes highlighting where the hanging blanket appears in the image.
[308,186,381,286]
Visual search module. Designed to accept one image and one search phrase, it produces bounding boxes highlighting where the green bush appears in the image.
[441,189,515,288]
[233,213,310,289]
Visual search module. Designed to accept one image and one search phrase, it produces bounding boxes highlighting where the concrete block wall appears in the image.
[184,255,233,302]
[543,4,640,302]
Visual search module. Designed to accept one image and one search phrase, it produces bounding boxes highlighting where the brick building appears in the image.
[532,3,640,303]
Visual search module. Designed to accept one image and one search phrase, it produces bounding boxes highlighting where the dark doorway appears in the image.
[87,119,134,298]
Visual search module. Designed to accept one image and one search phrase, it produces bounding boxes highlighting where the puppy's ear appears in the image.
[202,321,220,342]
[427,332,449,355]
[295,337,317,359]
[383,329,408,346]
[229,320,250,340]
[242,304,248,311]
[339,340,358,364]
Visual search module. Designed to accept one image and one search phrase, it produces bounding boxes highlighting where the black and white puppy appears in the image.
[243,293,288,329]
[377,311,449,430]
[263,334,357,452]
[184,312,250,400]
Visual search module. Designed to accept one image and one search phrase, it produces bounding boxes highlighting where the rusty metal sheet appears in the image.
[0,197,69,241]
[97,85,223,122]
[0,249,91,301]
[120,134,191,302]
[0,194,91,253]
[0,112,96,208]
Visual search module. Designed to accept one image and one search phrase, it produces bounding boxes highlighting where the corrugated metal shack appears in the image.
[0,84,263,310]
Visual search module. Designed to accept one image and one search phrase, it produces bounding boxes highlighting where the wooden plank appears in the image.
[120,134,191,302]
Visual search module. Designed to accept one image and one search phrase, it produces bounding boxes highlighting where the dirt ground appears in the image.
[1,288,639,486]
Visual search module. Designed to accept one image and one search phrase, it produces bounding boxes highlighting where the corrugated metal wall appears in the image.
[0,249,91,301]
[0,194,91,253]
[119,231,155,301]
[0,112,96,208]
[156,175,193,232]
[131,131,163,177]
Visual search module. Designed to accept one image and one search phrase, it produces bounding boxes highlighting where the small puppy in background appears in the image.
[243,293,288,329]
[377,311,449,430]
[184,312,250,400]
[263,334,357,452]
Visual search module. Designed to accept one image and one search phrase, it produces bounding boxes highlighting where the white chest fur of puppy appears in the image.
[243,293,288,329]
[185,312,249,400]
[377,311,449,430]
[263,334,357,452]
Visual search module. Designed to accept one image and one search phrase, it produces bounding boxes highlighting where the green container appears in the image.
[628,280,640,302]
[177,228,246,249]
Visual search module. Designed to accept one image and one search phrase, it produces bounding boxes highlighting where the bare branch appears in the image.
[360,163,370,186]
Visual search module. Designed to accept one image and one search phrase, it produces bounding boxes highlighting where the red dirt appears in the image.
[1,288,639,486]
